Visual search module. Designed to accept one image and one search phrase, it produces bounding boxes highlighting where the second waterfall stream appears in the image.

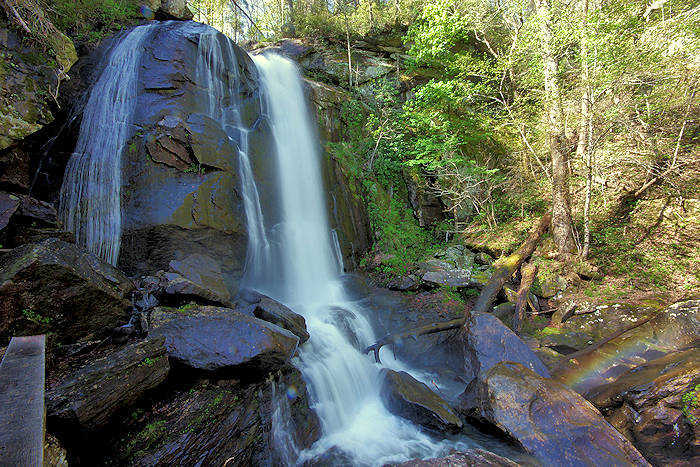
[251,53,460,465]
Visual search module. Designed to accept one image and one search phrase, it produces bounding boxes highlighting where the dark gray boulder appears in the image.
[0,238,134,344]
[116,365,320,465]
[150,305,299,373]
[380,369,462,434]
[461,362,650,466]
[253,295,309,343]
[47,338,169,430]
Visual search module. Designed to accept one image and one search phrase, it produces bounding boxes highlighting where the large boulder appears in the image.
[0,239,134,344]
[160,253,233,305]
[462,312,550,387]
[390,449,519,466]
[114,366,320,465]
[586,347,700,466]
[461,362,650,466]
[47,338,169,430]
[380,369,462,434]
[149,305,298,374]
[555,300,700,394]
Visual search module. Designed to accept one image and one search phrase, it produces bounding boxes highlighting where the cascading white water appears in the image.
[60,24,157,265]
[252,54,463,466]
[195,30,271,283]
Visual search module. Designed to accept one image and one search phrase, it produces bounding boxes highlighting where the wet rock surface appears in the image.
[149,305,299,374]
[380,369,463,433]
[554,300,700,394]
[389,449,519,466]
[253,294,309,343]
[0,238,134,345]
[460,362,650,466]
[586,347,700,466]
[47,337,169,430]
[0,22,76,151]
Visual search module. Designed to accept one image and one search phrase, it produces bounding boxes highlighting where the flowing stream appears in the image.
[251,53,465,466]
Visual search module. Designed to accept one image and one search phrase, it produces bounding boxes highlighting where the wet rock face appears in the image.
[389,449,519,466]
[461,362,650,466]
[380,369,463,434]
[116,366,320,466]
[47,338,169,430]
[149,305,299,374]
[115,21,270,295]
[0,238,133,345]
[554,300,700,395]
[586,347,700,466]
[307,78,373,270]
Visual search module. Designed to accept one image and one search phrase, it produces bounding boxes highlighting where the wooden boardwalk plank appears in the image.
[0,335,46,466]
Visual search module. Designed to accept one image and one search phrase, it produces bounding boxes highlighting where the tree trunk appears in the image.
[513,262,537,333]
[536,0,575,256]
[577,0,594,258]
[285,0,296,36]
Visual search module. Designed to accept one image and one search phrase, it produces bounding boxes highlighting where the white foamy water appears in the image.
[252,53,465,466]
[60,24,157,265]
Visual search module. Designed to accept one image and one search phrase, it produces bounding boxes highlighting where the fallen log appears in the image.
[364,213,552,362]
[364,318,465,363]
[470,213,551,317]
[513,262,537,334]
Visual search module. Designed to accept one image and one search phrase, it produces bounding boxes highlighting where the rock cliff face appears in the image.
[113,22,267,296]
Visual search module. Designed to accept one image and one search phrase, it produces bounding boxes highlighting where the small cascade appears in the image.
[59,24,157,265]
[252,53,459,466]
[194,30,271,284]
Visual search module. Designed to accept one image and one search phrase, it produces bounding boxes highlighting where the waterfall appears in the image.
[195,30,271,285]
[252,54,460,466]
[59,24,157,265]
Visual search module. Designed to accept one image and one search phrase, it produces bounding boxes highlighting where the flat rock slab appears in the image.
[47,337,169,430]
[0,335,45,466]
[586,347,700,466]
[150,305,299,373]
[462,362,651,466]
[380,369,462,434]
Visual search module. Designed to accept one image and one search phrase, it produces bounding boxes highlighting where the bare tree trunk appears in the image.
[578,0,594,259]
[513,262,537,333]
[344,11,352,88]
[536,0,575,256]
